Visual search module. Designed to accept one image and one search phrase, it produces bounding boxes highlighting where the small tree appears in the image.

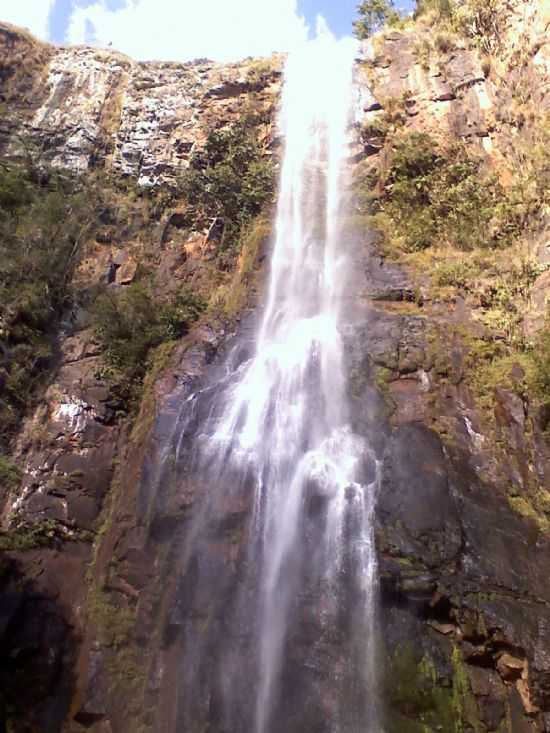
[353,0,401,39]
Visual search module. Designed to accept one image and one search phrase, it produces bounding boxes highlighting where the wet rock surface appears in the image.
[346,285,550,730]
[0,551,86,733]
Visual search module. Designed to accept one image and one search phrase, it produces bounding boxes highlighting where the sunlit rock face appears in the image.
[0,21,282,186]
[0,17,282,543]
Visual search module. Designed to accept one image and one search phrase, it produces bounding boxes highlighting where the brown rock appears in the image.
[496,652,526,681]
[431,80,455,102]
[61,332,102,364]
[517,677,539,715]
[115,255,138,285]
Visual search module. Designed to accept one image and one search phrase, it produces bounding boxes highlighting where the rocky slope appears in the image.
[0,1,550,731]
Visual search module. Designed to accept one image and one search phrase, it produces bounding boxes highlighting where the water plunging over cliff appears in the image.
[170,25,382,733]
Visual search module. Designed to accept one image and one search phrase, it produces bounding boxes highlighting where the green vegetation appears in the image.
[354,0,511,62]
[0,110,276,450]
[0,456,21,493]
[367,132,519,254]
[92,282,205,407]
[208,216,271,317]
[414,0,454,18]
[413,0,508,53]
[532,325,550,403]
[355,0,507,50]
[451,645,483,733]
[385,643,457,732]
[355,0,550,452]
[178,113,275,260]
[88,586,136,649]
[354,0,402,38]
[0,162,98,450]
[508,495,550,533]
[0,518,60,551]
[355,93,550,437]
[246,58,276,85]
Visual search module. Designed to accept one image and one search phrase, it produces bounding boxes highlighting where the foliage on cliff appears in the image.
[414,0,510,53]
[355,0,510,51]
[179,113,275,255]
[354,0,401,38]
[0,163,98,451]
[366,132,519,253]
[357,126,550,430]
[92,282,205,405]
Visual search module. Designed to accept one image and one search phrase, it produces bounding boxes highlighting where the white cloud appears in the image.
[67,0,309,62]
[0,0,55,39]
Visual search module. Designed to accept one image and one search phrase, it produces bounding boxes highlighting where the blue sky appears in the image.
[298,0,414,38]
[1,0,416,61]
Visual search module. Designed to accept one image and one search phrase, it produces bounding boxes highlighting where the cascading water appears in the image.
[162,22,383,733]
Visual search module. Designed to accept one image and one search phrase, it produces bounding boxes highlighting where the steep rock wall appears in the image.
[0,21,281,732]
[1,2,550,731]
[352,2,550,731]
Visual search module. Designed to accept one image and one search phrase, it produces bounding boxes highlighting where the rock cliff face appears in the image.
[1,2,550,731]
[352,2,550,730]
[0,22,281,184]
[0,21,281,732]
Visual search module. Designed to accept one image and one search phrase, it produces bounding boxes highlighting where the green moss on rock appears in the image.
[385,643,456,732]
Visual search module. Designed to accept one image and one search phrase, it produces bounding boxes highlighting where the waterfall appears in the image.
[168,21,382,733]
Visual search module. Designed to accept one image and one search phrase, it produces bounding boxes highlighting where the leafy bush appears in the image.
[0,164,98,450]
[0,518,60,551]
[434,31,455,53]
[208,216,271,317]
[0,456,21,493]
[373,132,519,253]
[246,59,275,85]
[178,114,274,256]
[454,0,509,53]
[532,325,550,408]
[414,0,455,22]
[354,0,401,38]
[92,282,205,404]
[433,260,473,288]
[414,38,433,69]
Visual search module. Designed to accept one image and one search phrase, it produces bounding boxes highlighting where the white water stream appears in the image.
[193,23,383,733]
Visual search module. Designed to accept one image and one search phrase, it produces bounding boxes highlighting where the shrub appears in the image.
[0,456,21,493]
[92,282,205,405]
[532,324,550,406]
[0,518,60,551]
[454,0,509,54]
[209,216,271,317]
[371,132,519,253]
[414,0,455,22]
[0,163,98,450]
[414,0,510,53]
[435,31,455,53]
[433,261,473,288]
[246,59,275,85]
[178,113,274,257]
[414,38,433,70]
